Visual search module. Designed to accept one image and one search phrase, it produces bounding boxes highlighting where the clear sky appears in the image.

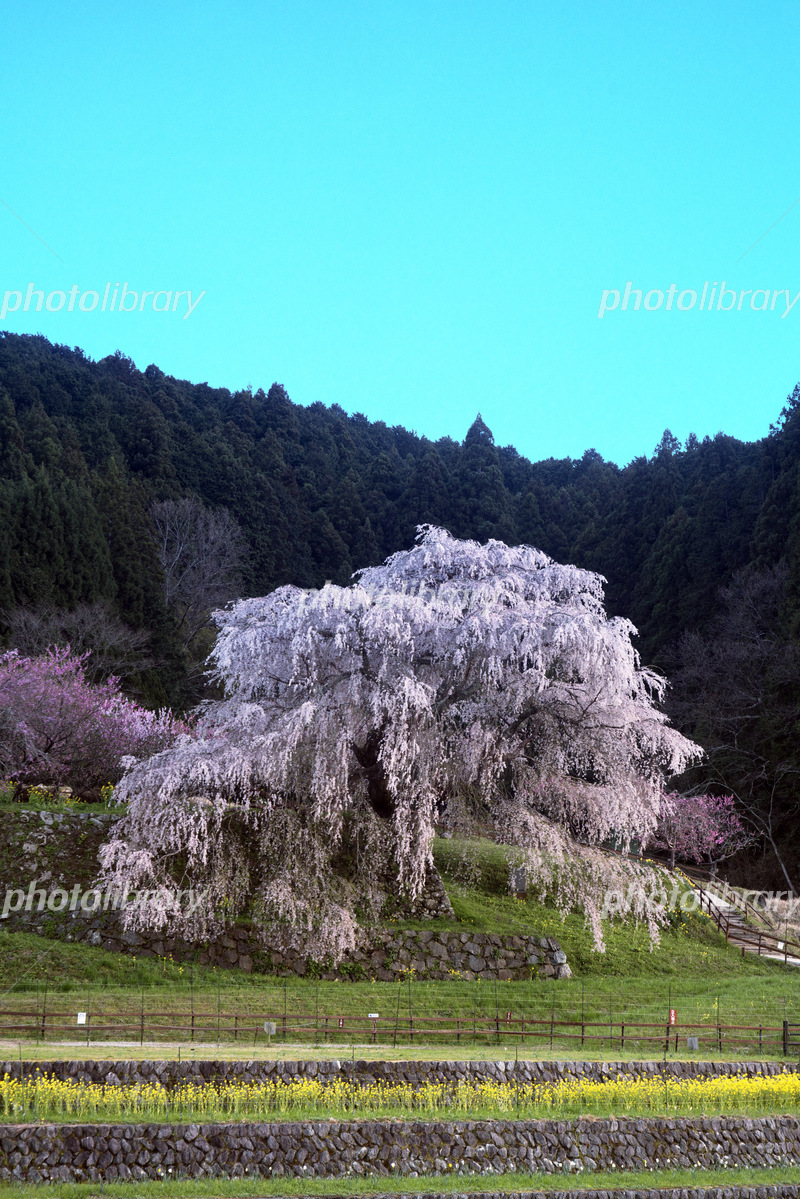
[2,1,800,465]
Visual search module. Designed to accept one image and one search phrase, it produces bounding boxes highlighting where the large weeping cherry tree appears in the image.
[100,526,701,956]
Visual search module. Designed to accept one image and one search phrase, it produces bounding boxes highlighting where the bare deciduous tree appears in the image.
[2,601,154,685]
[149,496,247,652]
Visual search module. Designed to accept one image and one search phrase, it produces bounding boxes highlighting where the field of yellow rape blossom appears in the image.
[2,1070,800,1124]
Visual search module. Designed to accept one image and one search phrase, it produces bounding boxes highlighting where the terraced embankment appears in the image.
[1,1113,800,1183]
[2,1058,800,1183]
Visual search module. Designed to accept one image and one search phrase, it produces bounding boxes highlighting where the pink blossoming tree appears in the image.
[100,526,701,955]
[649,791,753,872]
[0,647,189,794]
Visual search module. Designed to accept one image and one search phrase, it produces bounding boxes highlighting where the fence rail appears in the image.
[784,1021,800,1056]
[599,850,800,962]
[692,882,800,964]
[0,1005,794,1054]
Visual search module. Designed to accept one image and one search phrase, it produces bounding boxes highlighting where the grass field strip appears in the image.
[1,1168,800,1197]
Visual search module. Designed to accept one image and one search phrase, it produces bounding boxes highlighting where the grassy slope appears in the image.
[0,837,795,1056]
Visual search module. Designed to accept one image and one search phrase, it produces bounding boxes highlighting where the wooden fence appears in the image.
[784,1021,800,1056]
[0,1004,794,1054]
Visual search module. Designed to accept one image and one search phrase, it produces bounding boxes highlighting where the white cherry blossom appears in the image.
[100,526,700,955]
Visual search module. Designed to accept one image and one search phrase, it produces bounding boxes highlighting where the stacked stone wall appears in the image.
[0,810,570,980]
[1,1114,799,1183]
[2,1057,796,1089]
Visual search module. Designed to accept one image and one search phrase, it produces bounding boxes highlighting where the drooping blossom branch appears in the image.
[101,526,701,955]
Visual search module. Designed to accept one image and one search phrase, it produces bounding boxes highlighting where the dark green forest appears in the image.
[1,331,799,887]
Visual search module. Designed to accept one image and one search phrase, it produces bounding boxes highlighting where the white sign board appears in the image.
[368,1013,379,1019]
[263,1021,276,1035]
[77,1012,87,1025]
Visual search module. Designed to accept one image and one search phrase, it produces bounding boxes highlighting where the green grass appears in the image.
[0,780,121,814]
[0,798,120,815]
[1,1040,781,1063]
[0,935,795,1057]
[0,926,214,990]
[427,837,765,977]
[0,836,796,1058]
[0,1165,799,1199]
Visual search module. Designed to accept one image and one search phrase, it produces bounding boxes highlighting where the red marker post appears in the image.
[666,1008,678,1054]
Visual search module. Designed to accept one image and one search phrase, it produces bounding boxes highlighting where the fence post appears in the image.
[784,1020,789,1056]
[393,982,401,1049]
[515,1045,520,1115]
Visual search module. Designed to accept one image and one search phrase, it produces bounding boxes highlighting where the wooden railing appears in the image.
[690,878,800,964]
[600,851,800,964]
[0,1003,795,1055]
[678,865,774,927]
[783,1021,800,1056]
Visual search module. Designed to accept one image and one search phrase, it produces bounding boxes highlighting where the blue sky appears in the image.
[2,1,800,465]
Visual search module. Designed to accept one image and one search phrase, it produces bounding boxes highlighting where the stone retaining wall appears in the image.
[3,1058,796,1089]
[3,904,570,980]
[1,1114,799,1183]
[268,929,571,981]
[0,810,569,981]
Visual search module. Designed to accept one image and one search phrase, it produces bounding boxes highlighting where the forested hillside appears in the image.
[2,331,791,659]
[1,330,799,886]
